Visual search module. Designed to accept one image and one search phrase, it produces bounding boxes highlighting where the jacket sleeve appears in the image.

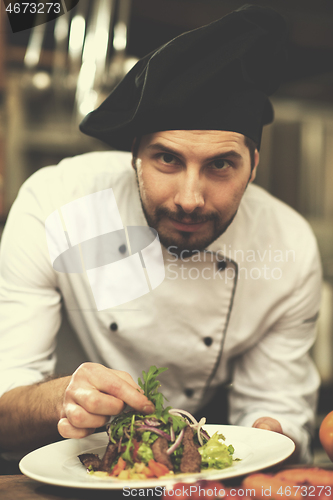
[0,172,62,398]
[228,230,322,464]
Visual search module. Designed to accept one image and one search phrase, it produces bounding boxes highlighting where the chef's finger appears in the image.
[73,363,141,392]
[66,401,111,428]
[71,387,126,416]
[85,365,154,413]
[58,417,96,439]
[255,423,271,430]
[113,369,145,393]
[253,417,283,434]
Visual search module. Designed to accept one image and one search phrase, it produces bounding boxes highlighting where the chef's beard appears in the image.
[135,174,236,257]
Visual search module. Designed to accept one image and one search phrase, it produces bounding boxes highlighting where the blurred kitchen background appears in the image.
[0,0,332,462]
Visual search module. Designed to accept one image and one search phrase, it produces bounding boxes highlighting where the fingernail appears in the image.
[143,404,155,414]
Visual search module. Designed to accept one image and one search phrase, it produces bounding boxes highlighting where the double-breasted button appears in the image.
[217,260,227,271]
[119,244,127,254]
[203,337,213,347]
[110,322,118,331]
[184,388,194,398]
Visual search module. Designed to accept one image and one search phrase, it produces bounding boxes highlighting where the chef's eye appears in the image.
[211,159,230,170]
[160,153,177,164]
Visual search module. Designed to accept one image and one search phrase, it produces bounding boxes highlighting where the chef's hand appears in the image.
[252,417,283,434]
[57,363,155,439]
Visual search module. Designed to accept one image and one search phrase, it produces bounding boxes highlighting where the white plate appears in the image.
[19,424,295,489]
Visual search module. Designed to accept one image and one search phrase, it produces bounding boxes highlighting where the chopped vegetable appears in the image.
[167,428,184,455]
[78,366,236,479]
[137,442,154,464]
[111,457,126,476]
[198,432,234,469]
[148,459,170,477]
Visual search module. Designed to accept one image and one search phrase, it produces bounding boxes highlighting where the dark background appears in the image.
[4,0,333,100]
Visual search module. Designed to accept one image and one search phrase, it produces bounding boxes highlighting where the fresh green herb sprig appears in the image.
[107,366,187,464]
[122,414,136,463]
[138,366,168,412]
[108,411,136,444]
[171,444,184,472]
[138,366,186,429]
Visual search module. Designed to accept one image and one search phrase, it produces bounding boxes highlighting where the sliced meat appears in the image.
[78,453,102,471]
[99,442,119,472]
[152,437,174,471]
[180,426,201,473]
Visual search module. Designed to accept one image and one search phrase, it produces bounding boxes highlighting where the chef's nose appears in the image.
[174,171,205,214]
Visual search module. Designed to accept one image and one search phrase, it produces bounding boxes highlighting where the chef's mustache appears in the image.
[154,206,219,224]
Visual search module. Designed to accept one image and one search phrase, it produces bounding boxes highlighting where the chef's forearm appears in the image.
[0,376,71,452]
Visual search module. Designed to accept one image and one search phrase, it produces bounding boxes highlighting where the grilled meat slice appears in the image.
[152,437,174,470]
[180,426,201,473]
[78,453,102,471]
[99,442,119,472]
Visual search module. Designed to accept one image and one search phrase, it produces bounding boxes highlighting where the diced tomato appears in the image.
[112,456,126,476]
[142,465,155,478]
[148,459,170,477]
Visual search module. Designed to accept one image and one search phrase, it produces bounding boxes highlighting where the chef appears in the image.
[0,5,321,464]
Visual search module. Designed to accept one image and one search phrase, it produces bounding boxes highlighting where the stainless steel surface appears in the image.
[68,0,89,79]
[107,0,138,89]
[24,22,47,70]
[74,0,115,121]
[53,12,70,86]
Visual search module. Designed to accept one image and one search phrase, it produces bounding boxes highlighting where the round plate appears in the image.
[19,424,295,489]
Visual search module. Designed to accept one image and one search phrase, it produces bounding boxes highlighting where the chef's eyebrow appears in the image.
[146,143,243,162]
[146,143,184,158]
[206,150,243,162]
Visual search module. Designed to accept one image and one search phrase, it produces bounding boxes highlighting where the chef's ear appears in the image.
[249,149,260,183]
[131,137,139,170]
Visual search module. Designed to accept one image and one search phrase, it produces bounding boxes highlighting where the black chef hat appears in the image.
[79,5,288,150]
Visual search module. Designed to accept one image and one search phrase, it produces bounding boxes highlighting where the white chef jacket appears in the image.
[0,151,322,462]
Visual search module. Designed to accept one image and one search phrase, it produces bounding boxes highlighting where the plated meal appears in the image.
[78,366,236,480]
[19,366,295,489]
[19,423,295,489]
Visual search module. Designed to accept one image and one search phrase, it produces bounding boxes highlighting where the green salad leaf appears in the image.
[138,366,168,410]
[91,366,237,478]
[138,366,179,425]
[137,442,154,464]
[198,432,234,469]
[122,414,136,463]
